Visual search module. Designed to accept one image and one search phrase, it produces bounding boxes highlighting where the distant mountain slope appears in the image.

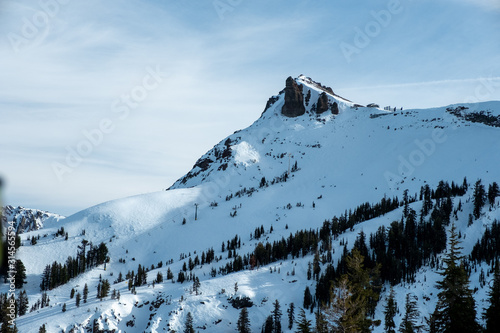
[1,205,64,233]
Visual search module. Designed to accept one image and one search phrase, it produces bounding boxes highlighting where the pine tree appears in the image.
[324,249,380,333]
[38,324,46,333]
[422,185,433,216]
[83,283,88,303]
[287,302,295,330]
[14,260,26,289]
[193,277,201,295]
[184,312,195,333]
[488,182,499,206]
[295,308,312,333]
[429,224,479,332]
[303,286,312,309]
[0,294,17,332]
[262,315,274,333]
[17,290,28,316]
[484,262,500,333]
[399,293,422,333]
[325,275,360,333]
[315,307,328,333]
[75,292,81,307]
[272,299,282,333]
[473,179,486,219]
[384,287,397,333]
[237,307,251,333]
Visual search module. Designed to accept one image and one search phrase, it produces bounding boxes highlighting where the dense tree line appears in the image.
[470,220,500,264]
[40,241,108,291]
[320,195,402,240]
[315,198,453,306]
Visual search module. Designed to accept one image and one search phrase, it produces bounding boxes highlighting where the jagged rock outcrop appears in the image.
[331,101,339,115]
[263,96,280,114]
[316,92,329,114]
[2,205,63,233]
[281,77,305,117]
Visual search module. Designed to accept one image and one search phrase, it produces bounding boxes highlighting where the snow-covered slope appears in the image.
[4,76,500,332]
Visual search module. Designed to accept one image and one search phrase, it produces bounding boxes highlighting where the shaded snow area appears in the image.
[4,77,500,332]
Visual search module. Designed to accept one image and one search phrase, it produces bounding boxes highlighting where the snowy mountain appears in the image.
[3,76,500,332]
[1,205,64,233]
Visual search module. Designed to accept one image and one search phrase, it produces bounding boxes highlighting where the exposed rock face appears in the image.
[263,96,280,113]
[281,76,305,117]
[2,205,63,233]
[331,102,339,115]
[316,92,329,114]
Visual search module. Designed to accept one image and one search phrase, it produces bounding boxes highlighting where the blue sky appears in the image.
[1,0,499,215]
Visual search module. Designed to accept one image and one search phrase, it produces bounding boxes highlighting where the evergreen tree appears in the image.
[403,189,410,218]
[272,299,282,333]
[75,292,81,307]
[184,311,195,333]
[303,286,312,309]
[325,275,360,333]
[384,287,397,333]
[0,295,18,333]
[83,283,88,303]
[262,315,274,333]
[484,262,500,333]
[421,185,433,216]
[193,277,201,295]
[325,249,380,333]
[237,307,251,333]
[429,224,479,332]
[156,271,163,283]
[38,324,46,333]
[167,267,174,280]
[17,290,28,316]
[295,308,312,333]
[287,302,295,330]
[488,182,499,206]
[14,260,26,289]
[315,307,328,333]
[399,293,422,333]
[97,279,110,299]
[473,179,486,219]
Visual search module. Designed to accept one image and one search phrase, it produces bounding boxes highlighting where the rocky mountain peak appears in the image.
[281,76,306,117]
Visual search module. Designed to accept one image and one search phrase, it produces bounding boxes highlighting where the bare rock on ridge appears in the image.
[281,76,305,117]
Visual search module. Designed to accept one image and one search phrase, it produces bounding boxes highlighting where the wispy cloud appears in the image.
[452,0,500,11]
[341,77,500,91]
